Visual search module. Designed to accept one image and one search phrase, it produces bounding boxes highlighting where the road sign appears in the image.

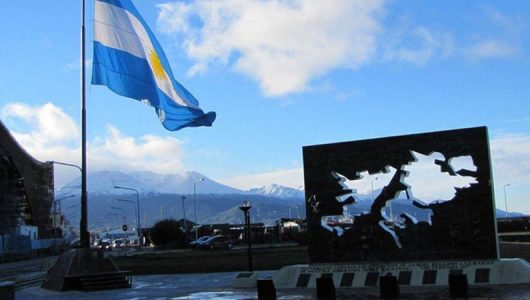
[122,224,128,232]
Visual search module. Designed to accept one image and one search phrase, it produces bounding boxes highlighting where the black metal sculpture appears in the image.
[303,127,497,263]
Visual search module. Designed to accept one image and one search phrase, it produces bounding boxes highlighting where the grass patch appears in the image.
[112,246,308,275]
[112,243,529,275]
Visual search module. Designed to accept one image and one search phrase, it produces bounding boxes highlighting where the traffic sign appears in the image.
[122,224,128,232]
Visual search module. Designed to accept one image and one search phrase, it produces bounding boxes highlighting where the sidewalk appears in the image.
[15,271,530,299]
[16,271,276,300]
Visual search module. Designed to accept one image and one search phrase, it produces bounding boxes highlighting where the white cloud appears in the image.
[219,168,304,190]
[157,2,193,34]
[462,39,519,61]
[482,6,525,35]
[490,134,530,185]
[157,1,528,96]
[2,102,186,187]
[2,102,79,144]
[4,103,530,211]
[461,6,523,62]
[90,125,186,175]
[382,27,454,65]
[219,134,530,203]
[158,0,384,96]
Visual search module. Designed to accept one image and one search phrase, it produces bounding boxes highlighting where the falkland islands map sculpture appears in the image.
[303,127,497,263]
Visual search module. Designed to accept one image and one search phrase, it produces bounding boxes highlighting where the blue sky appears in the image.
[1,1,529,213]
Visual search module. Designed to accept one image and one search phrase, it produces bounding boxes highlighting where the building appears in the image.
[0,119,54,238]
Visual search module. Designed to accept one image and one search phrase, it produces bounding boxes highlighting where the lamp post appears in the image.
[65,212,79,228]
[52,194,75,253]
[503,184,511,218]
[114,186,141,247]
[64,204,80,211]
[116,198,137,226]
[239,200,253,272]
[107,212,120,226]
[111,206,127,225]
[49,160,88,247]
[181,195,188,246]
[193,178,205,241]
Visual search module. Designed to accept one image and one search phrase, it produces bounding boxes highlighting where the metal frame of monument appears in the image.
[270,127,530,289]
[305,126,497,263]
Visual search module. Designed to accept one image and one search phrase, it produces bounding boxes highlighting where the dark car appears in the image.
[97,239,112,251]
[112,239,125,248]
[198,235,233,250]
[189,235,211,248]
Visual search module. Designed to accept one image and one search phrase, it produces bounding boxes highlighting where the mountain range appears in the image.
[59,170,302,198]
[56,170,526,229]
[56,170,306,229]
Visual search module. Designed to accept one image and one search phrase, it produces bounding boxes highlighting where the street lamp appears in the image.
[64,204,80,212]
[111,206,127,224]
[116,198,137,226]
[181,195,188,245]
[52,194,75,253]
[53,195,76,219]
[65,212,79,226]
[49,161,82,173]
[49,160,89,248]
[107,212,120,226]
[503,184,511,218]
[193,177,205,240]
[114,186,141,247]
[239,200,253,272]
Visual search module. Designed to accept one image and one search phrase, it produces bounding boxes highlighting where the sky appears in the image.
[0,1,529,214]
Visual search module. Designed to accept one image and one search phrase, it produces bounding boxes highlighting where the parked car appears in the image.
[97,239,112,250]
[189,235,211,248]
[198,235,233,250]
[112,239,125,248]
[126,239,137,247]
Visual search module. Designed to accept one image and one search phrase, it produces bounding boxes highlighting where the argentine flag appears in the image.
[92,0,216,131]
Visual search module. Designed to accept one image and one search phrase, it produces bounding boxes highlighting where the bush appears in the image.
[149,219,186,248]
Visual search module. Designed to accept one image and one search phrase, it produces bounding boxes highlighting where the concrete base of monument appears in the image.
[232,271,258,288]
[41,248,131,291]
[271,258,530,289]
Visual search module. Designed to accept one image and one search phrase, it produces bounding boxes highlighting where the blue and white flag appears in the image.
[92,0,216,131]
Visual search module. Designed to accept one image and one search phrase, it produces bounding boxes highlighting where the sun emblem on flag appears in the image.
[149,49,168,81]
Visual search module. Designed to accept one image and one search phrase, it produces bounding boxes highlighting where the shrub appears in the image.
[149,219,186,248]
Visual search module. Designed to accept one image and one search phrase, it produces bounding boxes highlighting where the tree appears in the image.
[149,219,186,248]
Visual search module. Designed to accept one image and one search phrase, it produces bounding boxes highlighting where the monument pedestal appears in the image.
[42,248,131,291]
[232,271,258,288]
[272,258,530,289]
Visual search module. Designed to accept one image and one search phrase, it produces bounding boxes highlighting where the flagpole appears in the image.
[80,0,89,248]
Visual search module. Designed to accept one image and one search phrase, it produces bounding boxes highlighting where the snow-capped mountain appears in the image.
[55,170,307,227]
[58,170,244,195]
[247,184,305,199]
